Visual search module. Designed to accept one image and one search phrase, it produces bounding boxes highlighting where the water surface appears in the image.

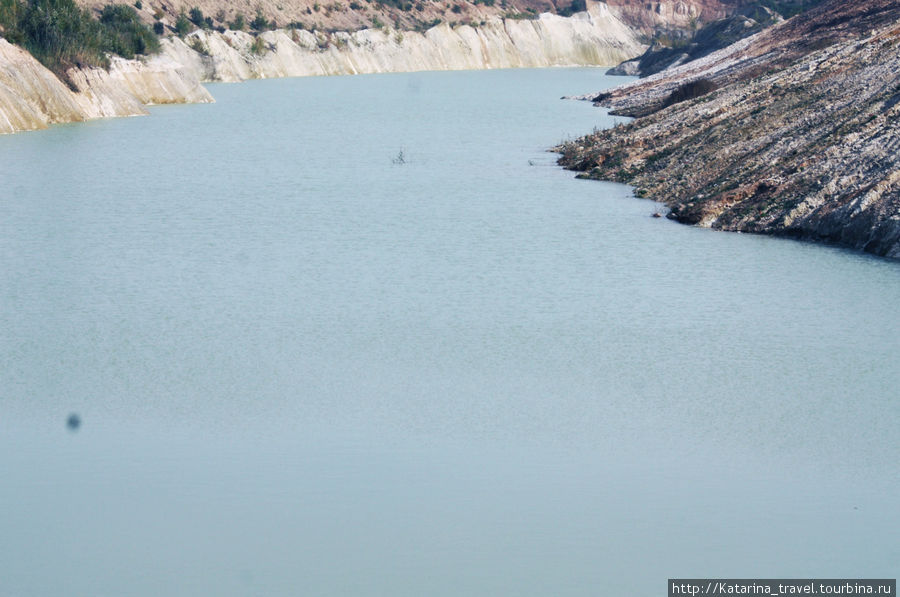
[1,68,898,596]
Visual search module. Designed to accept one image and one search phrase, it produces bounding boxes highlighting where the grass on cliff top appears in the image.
[0,0,159,83]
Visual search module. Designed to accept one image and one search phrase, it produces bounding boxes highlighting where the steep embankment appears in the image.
[0,37,211,134]
[558,0,900,259]
[163,5,642,82]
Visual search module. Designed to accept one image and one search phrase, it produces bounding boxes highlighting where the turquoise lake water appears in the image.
[1,68,898,596]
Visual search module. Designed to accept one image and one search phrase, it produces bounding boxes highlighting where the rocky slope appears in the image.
[607,6,782,76]
[558,0,900,259]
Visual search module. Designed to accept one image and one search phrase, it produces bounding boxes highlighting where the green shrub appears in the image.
[228,13,245,30]
[188,6,203,25]
[174,11,192,36]
[251,10,269,30]
[98,4,160,57]
[0,0,160,82]
[153,20,163,34]
[557,0,584,16]
[502,9,536,20]
[0,0,24,44]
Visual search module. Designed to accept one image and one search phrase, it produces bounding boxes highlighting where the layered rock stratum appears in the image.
[558,0,900,259]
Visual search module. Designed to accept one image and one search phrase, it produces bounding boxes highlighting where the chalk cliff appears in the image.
[163,5,642,83]
[0,37,213,134]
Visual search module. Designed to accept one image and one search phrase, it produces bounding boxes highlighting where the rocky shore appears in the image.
[558,0,900,260]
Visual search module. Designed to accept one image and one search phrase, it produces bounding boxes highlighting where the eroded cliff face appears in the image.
[0,39,91,133]
[558,0,900,259]
[163,6,643,83]
[0,38,213,134]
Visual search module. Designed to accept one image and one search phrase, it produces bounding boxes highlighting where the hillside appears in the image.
[558,0,900,259]
[68,0,746,36]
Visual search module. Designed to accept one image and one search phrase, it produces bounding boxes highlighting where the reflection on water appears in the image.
[1,68,898,596]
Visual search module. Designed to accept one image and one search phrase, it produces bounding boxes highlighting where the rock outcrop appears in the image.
[0,37,213,134]
[558,0,900,259]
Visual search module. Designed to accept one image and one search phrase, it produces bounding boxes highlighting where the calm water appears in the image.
[1,68,898,596]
